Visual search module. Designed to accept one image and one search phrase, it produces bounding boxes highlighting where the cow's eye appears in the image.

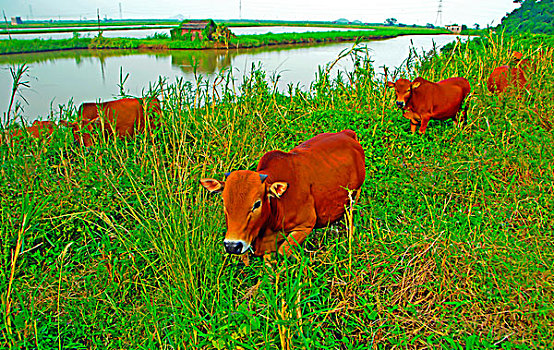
[252,200,262,211]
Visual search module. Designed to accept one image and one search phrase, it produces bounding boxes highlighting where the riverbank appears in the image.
[1,34,553,348]
[0,26,450,55]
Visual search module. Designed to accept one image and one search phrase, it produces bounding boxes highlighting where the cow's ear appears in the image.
[386,81,395,88]
[411,82,421,89]
[200,178,225,193]
[268,182,288,198]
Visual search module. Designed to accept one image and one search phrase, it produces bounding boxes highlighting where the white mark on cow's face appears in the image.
[223,239,250,255]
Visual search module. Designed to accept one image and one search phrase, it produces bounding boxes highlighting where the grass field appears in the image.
[1,33,553,348]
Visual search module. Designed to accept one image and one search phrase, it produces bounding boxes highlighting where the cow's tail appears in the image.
[462,93,472,126]
[341,129,358,141]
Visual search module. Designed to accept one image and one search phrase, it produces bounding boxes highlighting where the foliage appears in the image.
[1,33,553,348]
[499,0,554,34]
[385,18,398,26]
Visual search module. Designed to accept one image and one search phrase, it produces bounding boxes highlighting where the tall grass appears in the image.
[0,33,553,348]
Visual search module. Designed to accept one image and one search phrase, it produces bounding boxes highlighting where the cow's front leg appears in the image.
[278,226,314,256]
[419,115,431,134]
[403,111,420,134]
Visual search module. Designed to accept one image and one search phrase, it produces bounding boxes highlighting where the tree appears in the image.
[474,23,480,29]
[385,18,397,26]
[462,24,468,31]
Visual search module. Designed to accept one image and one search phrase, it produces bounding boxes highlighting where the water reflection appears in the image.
[0,34,466,122]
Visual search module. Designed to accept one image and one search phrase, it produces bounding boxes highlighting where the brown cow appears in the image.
[3,120,55,145]
[487,52,529,94]
[387,77,471,134]
[200,130,366,258]
[63,97,161,147]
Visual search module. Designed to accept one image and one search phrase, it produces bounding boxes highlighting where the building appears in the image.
[11,17,23,25]
[170,19,217,41]
[445,25,462,34]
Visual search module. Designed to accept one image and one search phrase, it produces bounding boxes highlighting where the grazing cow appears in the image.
[3,120,55,145]
[63,97,161,147]
[387,77,471,134]
[200,130,366,258]
[487,52,529,94]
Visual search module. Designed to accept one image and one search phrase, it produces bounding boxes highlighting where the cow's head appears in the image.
[200,170,288,255]
[387,79,421,109]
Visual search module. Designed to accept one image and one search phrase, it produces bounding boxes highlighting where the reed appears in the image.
[0,33,553,348]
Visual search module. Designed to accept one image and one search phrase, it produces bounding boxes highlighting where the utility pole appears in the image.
[2,10,11,40]
[435,0,443,26]
[97,8,101,36]
[119,3,122,19]
[239,0,242,20]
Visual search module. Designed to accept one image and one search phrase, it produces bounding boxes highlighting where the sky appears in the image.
[2,0,520,27]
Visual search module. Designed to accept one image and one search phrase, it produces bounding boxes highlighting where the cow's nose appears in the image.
[224,241,244,255]
[396,101,405,108]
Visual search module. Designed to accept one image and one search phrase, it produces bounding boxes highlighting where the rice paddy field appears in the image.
[1,33,553,348]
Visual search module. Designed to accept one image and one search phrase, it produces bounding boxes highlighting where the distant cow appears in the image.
[487,52,529,94]
[63,97,161,147]
[387,77,471,134]
[3,120,55,145]
[200,130,366,258]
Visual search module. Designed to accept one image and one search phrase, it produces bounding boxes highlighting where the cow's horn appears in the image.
[259,174,268,183]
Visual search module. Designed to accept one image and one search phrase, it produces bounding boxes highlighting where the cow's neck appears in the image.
[252,195,287,255]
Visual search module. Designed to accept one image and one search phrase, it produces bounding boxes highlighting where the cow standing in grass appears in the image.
[487,52,530,94]
[62,97,161,147]
[3,120,55,145]
[387,77,471,134]
[200,130,366,261]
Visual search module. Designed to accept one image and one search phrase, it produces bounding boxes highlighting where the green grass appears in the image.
[1,33,553,348]
[0,26,447,55]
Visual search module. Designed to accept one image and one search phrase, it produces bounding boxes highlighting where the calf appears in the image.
[200,130,366,258]
[387,77,471,134]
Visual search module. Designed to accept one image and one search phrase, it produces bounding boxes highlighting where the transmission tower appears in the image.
[435,0,443,26]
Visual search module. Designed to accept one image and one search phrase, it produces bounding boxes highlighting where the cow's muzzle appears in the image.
[396,101,405,108]
[224,239,249,255]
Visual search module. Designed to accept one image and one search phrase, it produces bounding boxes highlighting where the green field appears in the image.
[0,25,449,55]
[1,33,553,348]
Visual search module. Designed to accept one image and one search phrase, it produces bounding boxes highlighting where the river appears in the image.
[0,34,465,123]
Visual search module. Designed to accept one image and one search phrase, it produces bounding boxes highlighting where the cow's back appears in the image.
[487,65,526,93]
[257,130,365,226]
[437,77,471,97]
